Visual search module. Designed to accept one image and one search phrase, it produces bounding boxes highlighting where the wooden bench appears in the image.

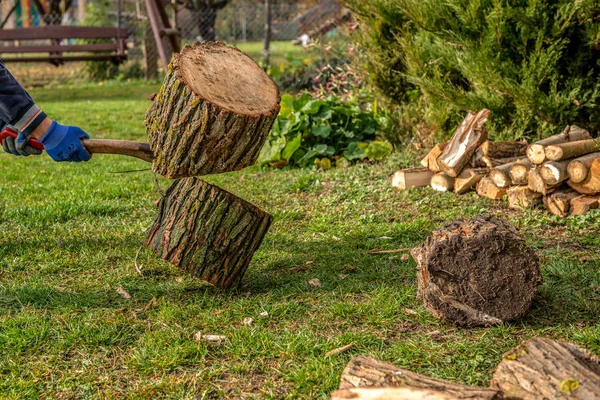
[0,26,128,65]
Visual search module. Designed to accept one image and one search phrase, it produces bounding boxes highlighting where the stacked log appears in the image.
[393,111,599,217]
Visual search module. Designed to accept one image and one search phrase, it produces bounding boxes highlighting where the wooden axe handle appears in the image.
[82,139,154,163]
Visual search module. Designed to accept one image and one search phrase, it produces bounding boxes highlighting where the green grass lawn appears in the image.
[1,83,599,398]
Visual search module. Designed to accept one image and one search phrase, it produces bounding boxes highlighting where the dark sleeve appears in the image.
[0,60,47,135]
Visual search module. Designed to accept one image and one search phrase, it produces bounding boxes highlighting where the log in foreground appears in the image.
[336,355,502,399]
[438,109,490,177]
[410,214,541,326]
[392,168,434,190]
[145,41,281,179]
[145,178,273,289]
[491,337,600,399]
[526,125,592,165]
[430,172,454,192]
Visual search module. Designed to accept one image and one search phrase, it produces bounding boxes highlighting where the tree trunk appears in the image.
[507,186,542,210]
[526,125,592,165]
[476,177,506,200]
[570,195,600,216]
[336,356,502,399]
[540,160,570,185]
[410,214,541,327]
[430,172,454,192]
[491,337,600,399]
[420,142,448,172]
[480,140,527,158]
[544,190,580,217]
[545,139,600,161]
[438,109,490,177]
[509,160,533,186]
[454,167,488,194]
[391,168,434,190]
[145,178,273,289]
[145,42,280,179]
[567,152,600,183]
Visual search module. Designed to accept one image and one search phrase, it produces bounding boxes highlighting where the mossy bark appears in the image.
[145,178,273,289]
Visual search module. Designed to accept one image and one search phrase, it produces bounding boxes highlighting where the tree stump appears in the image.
[335,355,502,399]
[410,214,541,326]
[491,337,600,399]
[145,178,273,289]
[145,41,281,179]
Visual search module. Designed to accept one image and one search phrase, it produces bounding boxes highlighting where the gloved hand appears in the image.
[1,124,43,157]
[39,121,91,162]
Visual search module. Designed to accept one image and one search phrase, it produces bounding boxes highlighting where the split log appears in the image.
[476,177,506,200]
[331,387,497,400]
[509,160,534,185]
[438,109,490,177]
[420,142,448,172]
[392,168,434,190]
[526,125,592,165]
[491,337,600,399]
[410,214,541,326]
[490,159,527,188]
[480,140,527,158]
[145,42,281,179]
[570,195,600,216]
[544,190,579,217]
[539,160,570,185]
[430,173,455,192]
[567,152,600,183]
[482,155,521,168]
[567,159,600,194]
[336,355,502,399]
[454,167,488,194]
[545,139,600,161]
[470,145,486,168]
[528,167,557,195]
[145,178,273,289]
[507,186,543,210]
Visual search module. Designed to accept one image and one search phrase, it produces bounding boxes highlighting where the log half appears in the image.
[526,125,592,165]
[145,178,273,289]
[145,42,281,179]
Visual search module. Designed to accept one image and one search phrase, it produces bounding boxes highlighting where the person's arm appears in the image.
[0,60,91,161]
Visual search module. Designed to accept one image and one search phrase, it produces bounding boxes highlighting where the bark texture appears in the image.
[480,140,527,158]
[410,214,541,326]
[145,178,273,289]
[145,42,280,179]
[491,337,600,399]
[526,125,592,165]
[337,355,502,399]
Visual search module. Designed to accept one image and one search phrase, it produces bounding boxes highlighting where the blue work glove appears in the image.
[1,124,43,156]
[39,121,91,162]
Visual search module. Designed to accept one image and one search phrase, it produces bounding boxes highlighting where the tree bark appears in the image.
[545,139,600,162]
[430,173,455,192]
[420,142,448,172]
[544,190,580,217]
[392,168,434,190]
[145,42,280,179]
[438,109,490,177]
[480,140,527,158]
[490,159,528,188]
[454,167,488,194]
[507,186,542,210]
[570,195,600,216]
[491,337,600,399]
[526,125,592,165]
[528,167,557,195]
[476,177,506,200]
[145,178,273,289]
[509,160,533,186]
[567,152,600,183]
[482,156,521,168]
[337,356,502,399]
[540,160,570,185]
[410,214,541,326]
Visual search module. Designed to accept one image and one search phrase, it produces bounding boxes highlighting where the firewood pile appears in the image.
[392,109,600,217]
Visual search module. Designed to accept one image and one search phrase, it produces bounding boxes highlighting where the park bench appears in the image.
[0,26,128,65]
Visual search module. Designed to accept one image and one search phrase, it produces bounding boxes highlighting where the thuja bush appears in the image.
[344,0,600,139]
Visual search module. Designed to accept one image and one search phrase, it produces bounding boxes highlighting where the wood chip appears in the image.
[194,332,226,342]
[116,286,132,299]
[325,342,354,357]
[259,311,269,317]
[308,278,322,287]
[243,317,254,326]
[404,308,418,315]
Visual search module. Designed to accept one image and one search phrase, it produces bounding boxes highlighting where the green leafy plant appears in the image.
[259,92,392,168]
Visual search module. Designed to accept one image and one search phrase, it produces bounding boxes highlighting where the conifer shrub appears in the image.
[344,0,600,140]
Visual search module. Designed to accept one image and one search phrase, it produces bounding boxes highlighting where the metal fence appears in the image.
[0,0,348,86]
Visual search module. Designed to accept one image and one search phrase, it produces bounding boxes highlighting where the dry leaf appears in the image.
[116,286,132,299]
[325,342,354,357]
[401,254,410,261]
[306,261,314,266]
[243,317,254,326]
[338,274,348,279]
[404,308,418,315]
[308,278,322,287]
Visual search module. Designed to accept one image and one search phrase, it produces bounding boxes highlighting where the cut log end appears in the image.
[476,177,506,200]
[430,173,454,192]
[392,168,434,190]
[411,214,541,327]
[527,144,547,164]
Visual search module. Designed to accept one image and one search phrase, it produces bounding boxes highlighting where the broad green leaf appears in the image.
[302,99,324,115]
[312,125,332,138]
[258,135,286,164]
[315,144,329,154]
[362,141,394,161]
[281,134,302,161]
[343,142,366,160]
[280,94,294,118]
[293,93,312,111]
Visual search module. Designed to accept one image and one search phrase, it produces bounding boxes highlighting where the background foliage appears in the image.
[344,0,600,140]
